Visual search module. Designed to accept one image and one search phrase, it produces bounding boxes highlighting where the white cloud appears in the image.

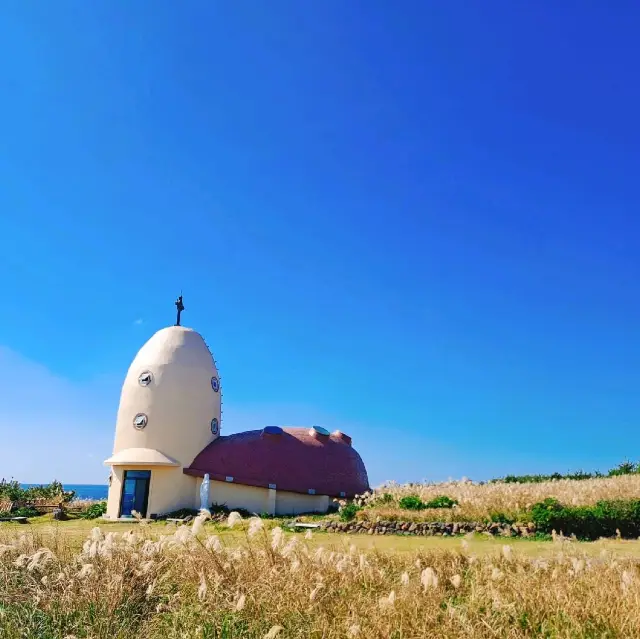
[0,346,118,484]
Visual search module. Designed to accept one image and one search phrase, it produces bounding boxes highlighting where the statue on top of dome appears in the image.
[175,294,185,326]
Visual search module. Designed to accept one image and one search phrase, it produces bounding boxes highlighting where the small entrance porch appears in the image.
[104,447,183,520]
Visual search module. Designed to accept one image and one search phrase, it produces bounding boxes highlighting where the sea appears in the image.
[21,484,109,501]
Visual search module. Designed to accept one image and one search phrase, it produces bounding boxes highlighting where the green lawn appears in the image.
[3,514,640,558]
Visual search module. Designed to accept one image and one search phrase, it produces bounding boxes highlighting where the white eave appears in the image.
[104,447,180,467]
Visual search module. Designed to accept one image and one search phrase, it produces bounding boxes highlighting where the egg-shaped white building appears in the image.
[104,299,369,520]
[104,324,221,518]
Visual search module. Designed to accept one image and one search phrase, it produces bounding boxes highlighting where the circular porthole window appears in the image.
[133,413,148,430]
[211,418,219,435]
[211,376,220,392]
[138,371,153,387]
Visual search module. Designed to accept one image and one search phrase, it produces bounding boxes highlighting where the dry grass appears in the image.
[362,474,640,522]
[2,513,640,638]
[68,498,102,509]
[9,516,640,558]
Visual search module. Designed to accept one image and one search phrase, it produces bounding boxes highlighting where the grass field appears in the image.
[5,471,640,639]
[3,512,640,638]
[5,513,640,559]
[4,512,640,637]
[356,473,640,523]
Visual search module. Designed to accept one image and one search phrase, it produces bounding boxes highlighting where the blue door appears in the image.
[119,470,151,518]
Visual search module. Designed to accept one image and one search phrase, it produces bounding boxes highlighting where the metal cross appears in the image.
[175,294,185,326]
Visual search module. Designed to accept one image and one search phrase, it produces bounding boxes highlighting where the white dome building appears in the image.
[104,315,222,519]
[104,297,369,519]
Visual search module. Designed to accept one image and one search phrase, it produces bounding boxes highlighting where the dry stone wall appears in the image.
[321,520,537,537]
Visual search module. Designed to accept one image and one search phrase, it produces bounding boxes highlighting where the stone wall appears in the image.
[322,520,537,537]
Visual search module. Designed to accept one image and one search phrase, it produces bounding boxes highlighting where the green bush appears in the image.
[209,503,253,518]
[608,460,640,477]
[591,500,640,538]
[398,495,425,510]
[24,480,75,502]
[11,506,39,518]
[339,503,361,521]
[491,461,640,484]
[369,492,394,507]
[424,495,458,509]
[398,495,458,510]
[161,508,199,520]
[0,479,23,501]
[488,511,516,525]
[496,471,598,484]
[79,502,107,520]
[530,498,640,540]
[0,479,75,503]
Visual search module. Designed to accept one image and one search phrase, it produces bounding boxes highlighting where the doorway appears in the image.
[119,470,151,518]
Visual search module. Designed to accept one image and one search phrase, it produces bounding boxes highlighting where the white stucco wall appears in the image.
[106,467,124,519]
[194,478,331,516]
[147,468,198,517]
[207,479,272,515]
[275,490,330,515]
[111,326,221,468]
[105,325,221,517]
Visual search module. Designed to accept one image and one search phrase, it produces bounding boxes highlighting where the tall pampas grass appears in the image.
[2,522,640,637]
[361,474,640,522]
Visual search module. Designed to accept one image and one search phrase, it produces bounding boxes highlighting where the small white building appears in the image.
[104,304,368,519]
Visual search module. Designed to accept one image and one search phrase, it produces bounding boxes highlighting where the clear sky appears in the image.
[0,2,638,486]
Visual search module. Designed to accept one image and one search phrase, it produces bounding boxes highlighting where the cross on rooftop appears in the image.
[175,294,185,326]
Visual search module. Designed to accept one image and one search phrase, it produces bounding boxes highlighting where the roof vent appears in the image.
[332,430,352,446]
[309,425,330,438]
[262,425,283,438]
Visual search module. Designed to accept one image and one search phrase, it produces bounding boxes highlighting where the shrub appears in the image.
[491,461,640,484]
[398,495,458,510]
[0,479,23,501]
[591,500,640,538]
[424,495,458,509]
[11,506,39,518]
[0,479,75,503]
[161,508,199,520]
[398,495,425,510]
[498,471,596,484]
[488,511,516,525]
[608,460,640,477]
[209,503,253,518]
[530,498,640,540]
[79,502,107,520]
[24,480,75,502]
[339,503,361,521]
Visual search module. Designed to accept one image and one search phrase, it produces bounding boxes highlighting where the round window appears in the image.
[211,418,219,435]
[211,376,220,392]
[133,413,148,430]
[138,371,153,387]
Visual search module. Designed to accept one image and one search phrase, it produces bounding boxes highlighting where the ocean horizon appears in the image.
[21,484,108,501]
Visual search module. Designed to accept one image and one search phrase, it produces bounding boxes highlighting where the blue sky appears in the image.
[1,2,639,485]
